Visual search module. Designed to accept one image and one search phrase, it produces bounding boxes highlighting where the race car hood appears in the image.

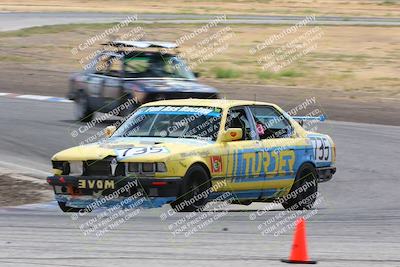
[128,79,218,93]
[51,137,214,162]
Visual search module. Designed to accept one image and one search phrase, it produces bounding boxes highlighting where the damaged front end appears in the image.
[47,158,181,210]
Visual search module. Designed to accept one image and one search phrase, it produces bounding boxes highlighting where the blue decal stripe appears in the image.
[137,111,221,117]
[209,189,278,200]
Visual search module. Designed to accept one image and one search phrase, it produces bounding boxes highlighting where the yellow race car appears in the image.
[47,99,336,212]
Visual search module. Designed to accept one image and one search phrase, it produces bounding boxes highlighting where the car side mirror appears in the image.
[105,126,116,137]
[221,128,243,142]
[194,72,200,78]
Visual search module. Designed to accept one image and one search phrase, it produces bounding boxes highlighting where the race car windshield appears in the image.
[124,55,195,80]
[113,106,222,141]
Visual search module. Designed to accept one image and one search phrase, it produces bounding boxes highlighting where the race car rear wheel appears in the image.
[57,201,84,213]
[281,163,318,210]
[171,164,211,212]
[74,92,93,122]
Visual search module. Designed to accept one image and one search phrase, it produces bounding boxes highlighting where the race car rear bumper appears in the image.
[316,166,336,183]
[47,175,182,198]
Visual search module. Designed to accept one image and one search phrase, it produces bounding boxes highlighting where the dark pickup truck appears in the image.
[68,41,219,122]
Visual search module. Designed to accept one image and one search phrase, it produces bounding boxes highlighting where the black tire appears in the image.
[171,164,211,212]
[231,199,252,206]
[282,163,318,210]
[57,201,85,213]
[74,92,93,122]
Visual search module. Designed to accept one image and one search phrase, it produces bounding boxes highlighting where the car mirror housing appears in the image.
[221,128,243,142]
[105,126,117,138]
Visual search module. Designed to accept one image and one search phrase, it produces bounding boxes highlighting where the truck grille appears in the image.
[83,157,125,176]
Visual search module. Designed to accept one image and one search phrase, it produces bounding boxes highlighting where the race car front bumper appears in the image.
[316,166,336,183]
[47,175,182,198]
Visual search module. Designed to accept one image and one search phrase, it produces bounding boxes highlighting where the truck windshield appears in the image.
[113,106,222,141]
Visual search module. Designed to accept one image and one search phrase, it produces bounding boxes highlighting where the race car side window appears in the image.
[225,107,253,140]
[249,106,292,139]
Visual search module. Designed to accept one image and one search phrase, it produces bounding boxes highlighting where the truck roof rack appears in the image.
[103,40,178,49]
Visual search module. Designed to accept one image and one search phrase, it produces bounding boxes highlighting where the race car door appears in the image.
[221,106,267,199]
[248,105,304,198]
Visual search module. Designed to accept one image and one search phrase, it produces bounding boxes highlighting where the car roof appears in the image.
[102,51,175,58]
[141,99,277,109]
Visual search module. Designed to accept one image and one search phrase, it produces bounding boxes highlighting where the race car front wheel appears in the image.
[281,163,318,210]
[74,92,93,122]
[57,201,84,213]
[171,164,211,212]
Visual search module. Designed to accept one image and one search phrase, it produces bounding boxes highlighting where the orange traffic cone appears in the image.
[281,217,317,264]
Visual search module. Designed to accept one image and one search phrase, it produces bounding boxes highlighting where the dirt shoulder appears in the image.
[0,169,53,207]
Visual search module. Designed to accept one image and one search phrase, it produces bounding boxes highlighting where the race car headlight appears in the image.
[156,162,167,172]
[142,163,155,172]
[128,162,140,173]
[68,161,83,176]
[52,161,69,175]
[126,162,167,174]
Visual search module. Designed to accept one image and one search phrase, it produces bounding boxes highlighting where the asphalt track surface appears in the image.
[0,97,399,266]
[1,12,400,31]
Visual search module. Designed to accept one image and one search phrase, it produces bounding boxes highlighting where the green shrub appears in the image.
[279,69,303,77]
[214,68,241,79]
[257,69,303,79]
[257,71,275,79]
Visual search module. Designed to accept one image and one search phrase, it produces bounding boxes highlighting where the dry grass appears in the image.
[0,0,400,17]
[0,22,399,99]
